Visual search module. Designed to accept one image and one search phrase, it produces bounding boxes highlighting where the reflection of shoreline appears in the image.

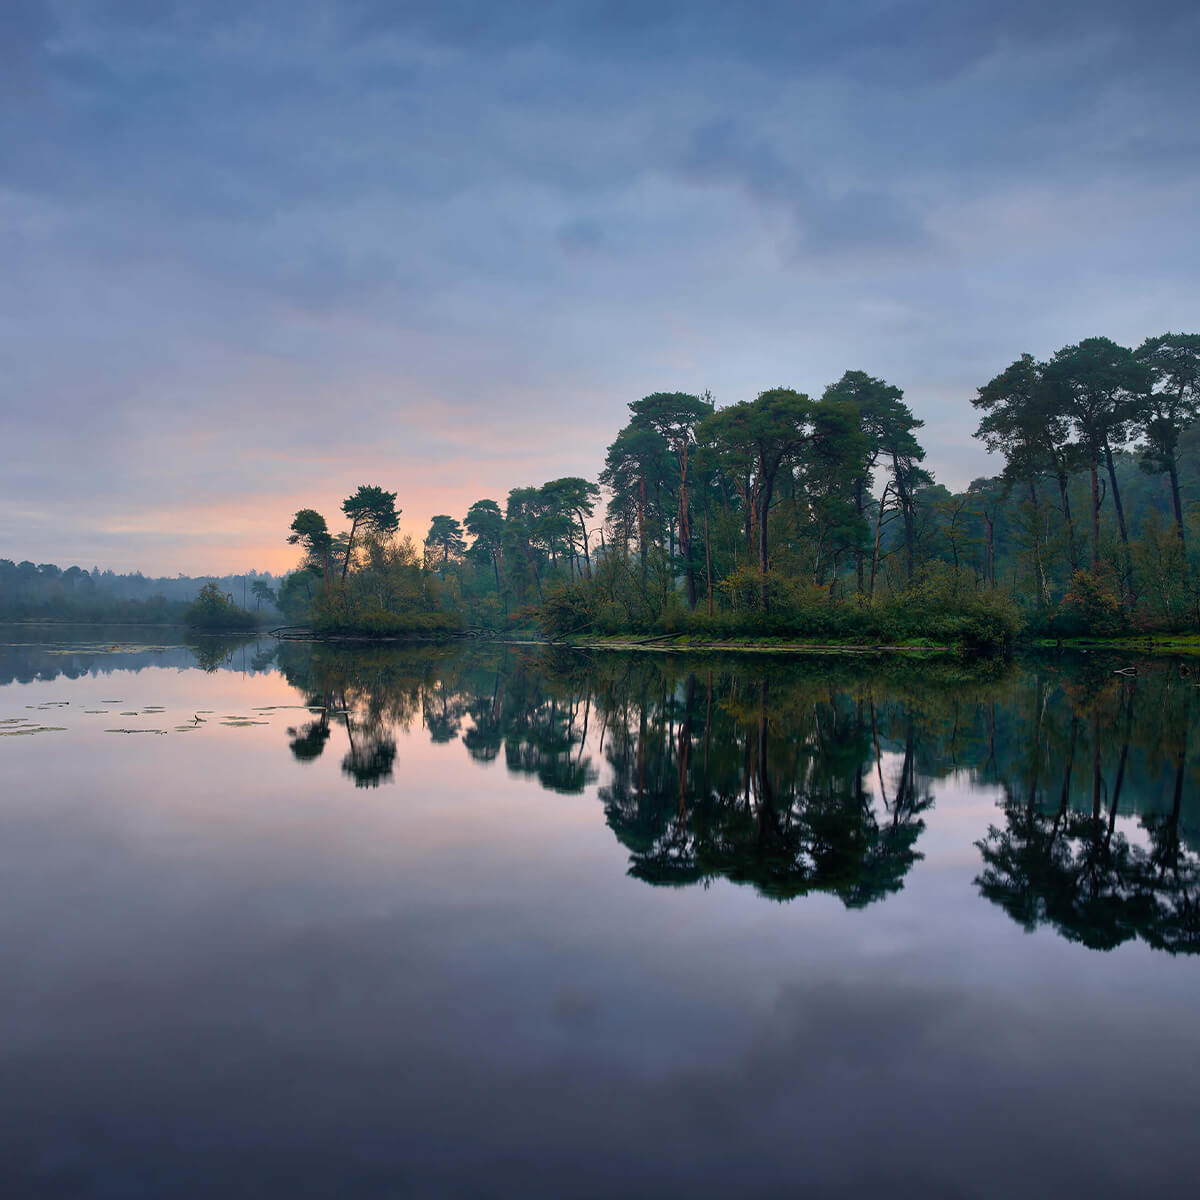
[271,641,1197,948]
[0,634,274,685]
[0,624,183,633]
[7,631,1197,953]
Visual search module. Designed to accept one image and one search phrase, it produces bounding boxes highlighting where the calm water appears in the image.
[1,628,1197,1198]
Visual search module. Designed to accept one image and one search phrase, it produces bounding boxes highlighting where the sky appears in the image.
[2,0,1198,576]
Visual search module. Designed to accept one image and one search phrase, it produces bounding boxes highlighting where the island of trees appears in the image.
[273,332,1200,651]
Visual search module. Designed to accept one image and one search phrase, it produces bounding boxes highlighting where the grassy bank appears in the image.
[555,632,959,656]
[1031,633,1200,654]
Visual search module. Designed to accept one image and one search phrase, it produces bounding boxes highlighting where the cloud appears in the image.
[1,0,1198,572]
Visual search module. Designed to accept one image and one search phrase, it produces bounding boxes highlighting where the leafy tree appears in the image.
[276,569,318,623]
[1045,337,1150,572]
[184,581,256,630]
[698,388,815,612]
[465,499,506,609]
[504,486,548,602]
[628,392,715,609]
[287,509,333,584]
[1135,332,1200,552]
[972,352,1081,575]
[540,477,601,578]
[801,398,872,590]
[821,371,904,592]
[874,391,931,585]
[250,580,276,611]
[425,515,465,572]
[600,423,673,590]
[340,485,400,580]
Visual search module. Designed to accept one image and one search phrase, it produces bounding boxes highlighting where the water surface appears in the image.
[1,628,1197,1197]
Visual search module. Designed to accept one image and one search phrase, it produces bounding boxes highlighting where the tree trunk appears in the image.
[1103,440,1135,605]
[903,499,915,582]
[869,483,892,599]
[1168,456,1186,552]
[1030,479,1049,606]
[704,494,713,617]
[341,516,361,581]
[1103,442,1129,548]
[1089,449,1101,571]
[854,476,866,594]
[892,455,915,581]
[678,449,696,611]
[577,510,592,578]
[758,475,775,613]
[1057,470,1079,571]
[638,476,648,592]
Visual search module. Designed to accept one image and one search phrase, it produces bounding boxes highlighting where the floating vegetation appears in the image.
[83,709,109,714]
[221,719,268,727]
[143,706,166,712]
[45,643,175,656]
[101,700,123,704]
[1,725,67,736]
[104,728,167,735]
[173,725,201,732]
[0,718,28,726]
[119,711,140,716]
[251,705,310,711]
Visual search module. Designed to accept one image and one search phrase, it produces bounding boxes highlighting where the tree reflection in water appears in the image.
[273,642,1198,945]
[599,672,932,905]
[975,658,1199,954]
[276,645,964,903]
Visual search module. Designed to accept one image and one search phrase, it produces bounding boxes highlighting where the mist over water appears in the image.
[1,627,1197,1197]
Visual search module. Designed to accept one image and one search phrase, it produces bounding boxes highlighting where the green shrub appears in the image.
[312,608,463,637]
[1051,571,1128,638]
[184,582,258,631]
[538,584,595,637]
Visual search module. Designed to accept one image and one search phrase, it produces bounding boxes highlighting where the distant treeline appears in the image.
[0,560,281,624]
[280,331,1200,648]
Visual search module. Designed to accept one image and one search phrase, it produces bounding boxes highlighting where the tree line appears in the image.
[281,331,1199,646]
[0,560,281,624]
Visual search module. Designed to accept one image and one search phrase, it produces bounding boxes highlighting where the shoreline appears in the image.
[5,621,1199,657]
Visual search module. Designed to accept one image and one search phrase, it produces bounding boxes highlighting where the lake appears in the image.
[1,627,1197,1198]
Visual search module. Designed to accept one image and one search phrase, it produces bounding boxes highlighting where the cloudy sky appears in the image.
[2,0,1198,574]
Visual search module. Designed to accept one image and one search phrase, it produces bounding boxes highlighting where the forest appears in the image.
[0,561,280,626]
[278,332,1200,650]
